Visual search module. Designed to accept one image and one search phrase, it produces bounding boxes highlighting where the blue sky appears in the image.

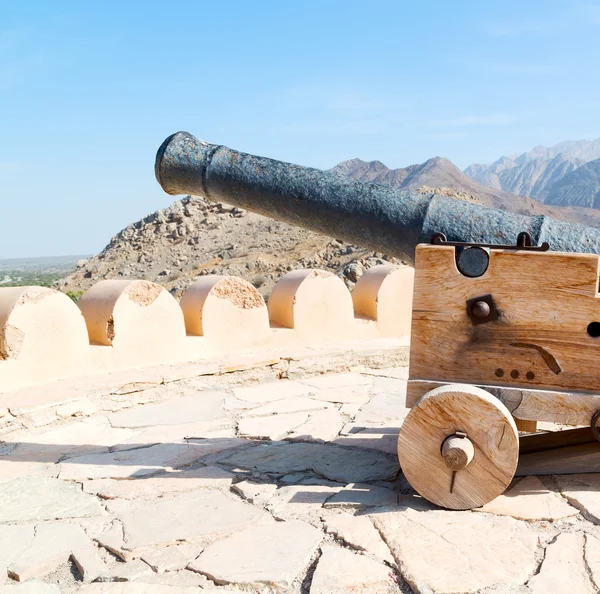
[1,0,600,258]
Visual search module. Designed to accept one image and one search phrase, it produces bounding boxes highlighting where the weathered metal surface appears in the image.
[155,131,600,265]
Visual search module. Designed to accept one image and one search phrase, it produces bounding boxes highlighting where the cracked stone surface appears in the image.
[106,489,271,550]
[584,532,600,587]
[309,545,397,593]
[240,396,332,417]
[324,482,398,508]
[60,439,243,480]
[0,476,104,523]
[237,411,310,440]
[140,543,204,573]
[8,522,107,583]
[231,479,278,505]
[476,476,578,521]
[321,510,395,565]
[371,508,538,593]
[528,532,596,593]
[233,380,312,402]
[108,392,225,427]
[82,465,235,499]
[0,524,35,583]
[96,558,153,582]
[287,408,345,443]
[554,474,600,522]
[220,442,399,482]
[301,373,371,389]
[2,356,596,593]
[189,519,322,587]
[267,484,341,522]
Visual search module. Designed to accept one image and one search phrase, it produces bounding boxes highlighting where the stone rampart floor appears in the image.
[1,344,600,593]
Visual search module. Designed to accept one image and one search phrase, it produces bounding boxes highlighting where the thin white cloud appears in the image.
[429,113,516,128]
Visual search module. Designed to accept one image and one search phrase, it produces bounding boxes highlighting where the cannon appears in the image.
[156,132,600,510]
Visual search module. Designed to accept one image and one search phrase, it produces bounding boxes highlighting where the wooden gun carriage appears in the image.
[398,233,600,509]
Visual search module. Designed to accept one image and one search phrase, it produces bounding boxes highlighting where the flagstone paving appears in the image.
[1,359,600,593]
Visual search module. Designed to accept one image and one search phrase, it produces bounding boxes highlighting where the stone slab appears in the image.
[231,480,278,505]
[141,544,204,573]
[4,418,138,460]
[240,397,332,417]
[82,465,235,499]
[309,545,395,594]
[352,392,409,425]
[286,408,345,443]
[189,519,322,587]
[220,442,399,483]
[267,484,341,522]
[529,532,595,593]
[555,474,600,522]
[476,476,578,521]
[60,439,244,480]
[334,424,401,455]
[301,373,371,389]
[233,380,312,402]
[111,420,235,449]
[8,523,107,583]
[0,476,103,523]
[321,510,394,565]
[237,411,309,441]
[106,489,271,550]
[585,532,600,587]
[108,392,225,428]
[309,386,371,405]
[96,558,154,582]
[0,524,35,583]
[324,482,398,508]
[136,569,213,588]
[371,508,538,593]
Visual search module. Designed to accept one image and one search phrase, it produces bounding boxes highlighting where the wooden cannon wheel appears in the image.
[398,384,519,510]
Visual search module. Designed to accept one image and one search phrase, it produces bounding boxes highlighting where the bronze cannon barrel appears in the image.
[155,131,600,265]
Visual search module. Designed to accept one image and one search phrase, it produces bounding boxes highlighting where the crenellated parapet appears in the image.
[0,265,413,391]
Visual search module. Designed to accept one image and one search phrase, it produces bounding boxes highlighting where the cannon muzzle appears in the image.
[155,132,600,265]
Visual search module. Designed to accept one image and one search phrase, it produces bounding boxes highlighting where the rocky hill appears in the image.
[465,138,600,204]
[57,195,405,299]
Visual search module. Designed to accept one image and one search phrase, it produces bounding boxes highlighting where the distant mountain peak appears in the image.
[464,138,600,203]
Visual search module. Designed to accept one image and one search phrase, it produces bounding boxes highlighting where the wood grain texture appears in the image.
[397,385,519,510]
[519,427,596,455]
[517,442,600,476]
[407,379,600,426]
[409,245,600,397]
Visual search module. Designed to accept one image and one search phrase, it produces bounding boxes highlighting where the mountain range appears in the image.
[330,153,600,226]
[464,137,600,208]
